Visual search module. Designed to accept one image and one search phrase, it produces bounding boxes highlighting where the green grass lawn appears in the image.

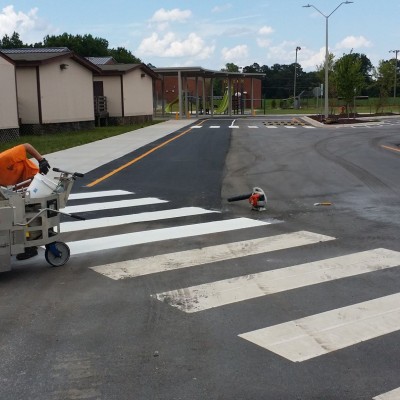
[0,121,162,154]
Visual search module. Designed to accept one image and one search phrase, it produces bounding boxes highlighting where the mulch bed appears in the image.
[308,112,397,125]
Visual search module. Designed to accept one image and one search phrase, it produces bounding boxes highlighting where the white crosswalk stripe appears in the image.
[153,248,400,313]
[62,197,167,213]
[68,190,133,200]
[239,292,400,362]
[373,387,400,400]
[91,231,334,279]
[68,217,268,255]
[61,206,218,233]
[63,189,400,373]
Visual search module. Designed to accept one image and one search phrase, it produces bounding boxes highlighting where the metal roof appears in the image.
[1,47,70,62]
[153,66,265,79]
[95,63,160,79]
[2,47,69,54]
[1,47,100,72]
[86,56,117,65]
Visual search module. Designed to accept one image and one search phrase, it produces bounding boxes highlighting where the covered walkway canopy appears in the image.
[153,66,265,118]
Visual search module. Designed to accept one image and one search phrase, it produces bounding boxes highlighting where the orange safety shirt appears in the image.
[0,144,39,186]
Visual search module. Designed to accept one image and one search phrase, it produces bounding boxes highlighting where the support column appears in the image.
[161,77,165,117]
[195,76,199,117]
[202,78,206,115]
[185,77,189,118]
[210,78,214,117]
[178,70,183,119]
[251,78,254,115]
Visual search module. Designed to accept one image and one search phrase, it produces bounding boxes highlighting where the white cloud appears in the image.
[257,38,272,48]
[137,32,215,60]
[0,5,38,36]
[263,41,323,71]
[150,8,191,23]
[221,44,248,62]
[259,26,274,35]
[212,4,232,13]
[211,3,232,13]
[335,35,373,50]
[300,47,326,70]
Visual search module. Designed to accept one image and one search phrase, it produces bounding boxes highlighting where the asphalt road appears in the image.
[1,117,400,400]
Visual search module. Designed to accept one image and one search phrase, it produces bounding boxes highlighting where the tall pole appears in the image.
[303,2,353,119]
[294,46,301,109]
[325,16,329,118]
[389,49,400,100]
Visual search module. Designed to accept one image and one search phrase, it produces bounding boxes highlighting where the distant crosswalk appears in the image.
[188,119,400,130]
[62,188,400,387]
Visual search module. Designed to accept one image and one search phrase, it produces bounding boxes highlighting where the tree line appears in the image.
[0,31,140,63]
[1,31,398,112]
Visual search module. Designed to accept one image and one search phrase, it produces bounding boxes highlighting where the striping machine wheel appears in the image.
[45,241,70,267]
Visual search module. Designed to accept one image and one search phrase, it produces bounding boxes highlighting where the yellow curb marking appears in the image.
[86,122,205,187]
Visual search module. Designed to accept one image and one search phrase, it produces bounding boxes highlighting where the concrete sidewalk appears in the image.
[45,119,197,179]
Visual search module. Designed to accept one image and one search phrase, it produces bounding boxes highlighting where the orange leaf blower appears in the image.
[228,187,267,211]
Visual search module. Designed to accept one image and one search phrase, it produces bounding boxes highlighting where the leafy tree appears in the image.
[0,31,27,48]
[108,47,141,63]
[374,59,394,113]
[333,52,365,115]
[243,63,261,73]
[222,63,239,72]
[316,52,336,103]
[43,33,109,56]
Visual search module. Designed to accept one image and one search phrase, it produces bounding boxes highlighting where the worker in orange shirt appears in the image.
[0,143,51,260]
[0,143,50,187]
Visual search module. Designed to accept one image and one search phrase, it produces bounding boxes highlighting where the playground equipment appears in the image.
[0,168,85,272]
[215,89,229,114]
[165,97,179,113]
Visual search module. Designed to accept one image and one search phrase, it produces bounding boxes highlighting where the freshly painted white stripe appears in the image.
[239,292,400,362]
[265,126,278,129]
[62,198,167,213]
[303,126,316,129]
[155,248,400,313]
[373,387,400,400]
[248,126,259,129]
[190,126,202,129]
[69,218,268,255]
[285,126,296,129]
[230,126,239,128]
[68,190,132,200]
[61,207,218,233]
[92,231,334,280]
[209,126,220,129]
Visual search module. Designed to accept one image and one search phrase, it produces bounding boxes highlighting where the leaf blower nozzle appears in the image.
[227,193,252,202]
[227,187,267,211]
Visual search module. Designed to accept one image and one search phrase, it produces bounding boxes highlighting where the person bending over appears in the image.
[0,143,50,186]
[0,143,51,260]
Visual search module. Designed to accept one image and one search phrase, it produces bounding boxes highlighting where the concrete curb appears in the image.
[301,115,392,128]
[45,119,197,179]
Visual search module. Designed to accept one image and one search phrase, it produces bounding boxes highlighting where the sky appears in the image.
[1,0,399,72]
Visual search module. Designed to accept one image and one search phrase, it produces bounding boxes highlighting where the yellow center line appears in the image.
[381,144,400,154]
[86,121,205,187]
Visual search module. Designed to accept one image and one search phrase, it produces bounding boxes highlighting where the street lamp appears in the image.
[303,1,353,119]
[294,46,301,109]
[389,49,400,100]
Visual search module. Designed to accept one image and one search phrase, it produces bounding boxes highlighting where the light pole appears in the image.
[294,46,301,109]
[389,49,400,100]
[303,1,353,119]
